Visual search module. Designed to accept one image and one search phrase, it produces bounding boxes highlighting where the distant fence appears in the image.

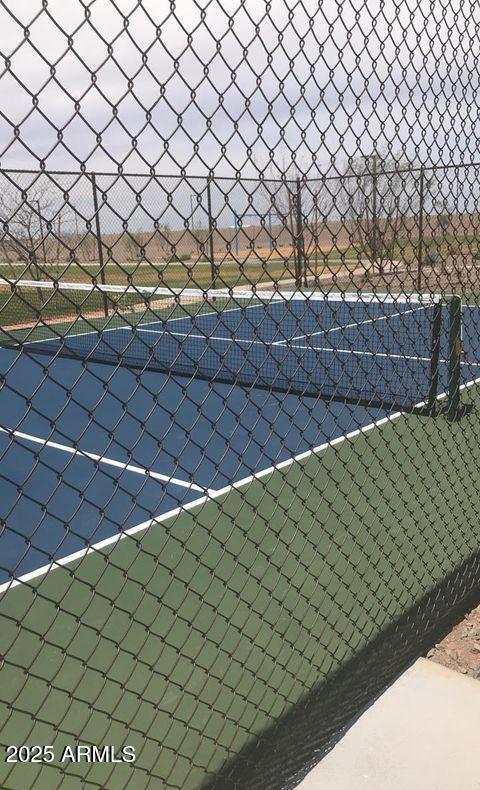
[2,164,480,293]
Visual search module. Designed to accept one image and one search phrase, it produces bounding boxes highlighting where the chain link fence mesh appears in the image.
[1,2,480,789]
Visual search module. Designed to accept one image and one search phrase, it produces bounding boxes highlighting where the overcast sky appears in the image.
[0,0,479,176]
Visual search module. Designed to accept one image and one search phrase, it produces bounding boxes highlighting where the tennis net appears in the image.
[0,279,457,413]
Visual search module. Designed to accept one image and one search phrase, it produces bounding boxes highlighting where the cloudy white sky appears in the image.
[0,0,479,176]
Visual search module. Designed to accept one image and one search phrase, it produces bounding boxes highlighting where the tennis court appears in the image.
[1,285,480,787]
[4,0,480,787]
[1,287,480,585]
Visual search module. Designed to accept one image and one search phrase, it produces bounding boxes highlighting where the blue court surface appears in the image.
[28,294,464,409]
[1,297,480,586]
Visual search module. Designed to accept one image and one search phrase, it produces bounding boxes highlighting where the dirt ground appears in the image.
[324,258,480,295]
[427,603,480,679]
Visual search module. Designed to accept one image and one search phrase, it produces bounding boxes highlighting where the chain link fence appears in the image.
[1,2,480,789]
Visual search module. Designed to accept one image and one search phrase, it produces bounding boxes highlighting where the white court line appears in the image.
[138,297,262,328]
[0,408,407,594]
[135,327,476,367]
[291,344,476,367]
[0,426,204,492]
[17,293,264,348]
[163,301,432,350]
[271,305,427,346]
[2,369,479,596]
[13,289,431,350]
[138,327,267,344]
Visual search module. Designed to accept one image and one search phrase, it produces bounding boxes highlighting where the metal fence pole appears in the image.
[371,154,379,272]
[37,200,48,268]
[207,180,216,288]
[295,178,305,288]
[416,166,425,292]
[232,210,239,257]
[91,173,109,318]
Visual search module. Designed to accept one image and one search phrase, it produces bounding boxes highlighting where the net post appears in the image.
[295,178,305,288]
[207,180,217,288]
[91,173,109,318]
[447,295,462,422]
[425,300,443,416]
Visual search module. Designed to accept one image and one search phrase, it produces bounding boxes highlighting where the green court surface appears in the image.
[0,391,479,789]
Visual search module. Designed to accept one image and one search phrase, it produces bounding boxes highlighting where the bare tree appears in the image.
[77,229,97,262]
[193,224,209,259]
[258,158,302,281]
[301,179,334,281]
[124,231,144,262]
[258,154,332,284]
[154,223,172,261]
[330,152,428,277]
[0,183,57,286]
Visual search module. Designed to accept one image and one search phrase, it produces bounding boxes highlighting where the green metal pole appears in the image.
[295,178,305,288]
[37,199,48,270]
[91,173,109,318]
[447,295,462,421]
[233,210,239,257]
[207,180,216,288]
[426,300,443,416]
[371,154,379,272]
[416,166,425,293]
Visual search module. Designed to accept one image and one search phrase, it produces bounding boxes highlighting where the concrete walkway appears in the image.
[299,658,480,790]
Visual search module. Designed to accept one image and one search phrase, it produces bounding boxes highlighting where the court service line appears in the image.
[271,305,427,345]
[18,296,263,349]
[138,327,279,345]
[292,344,475,367]
[136,327,474,367]
[15,297,439,357]
[137,297,262,329]
[0,426,204,492]
[0,408,406,594]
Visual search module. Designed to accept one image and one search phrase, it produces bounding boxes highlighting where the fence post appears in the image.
[91,173,109,318]
[295,178,305,288]
[416,166,425,292]
[232,210,239,257]
[37,200,48,268]
[207,180,216,288]
[371,154,379,273]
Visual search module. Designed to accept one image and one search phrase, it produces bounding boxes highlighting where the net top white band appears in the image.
[0,278,445,307]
